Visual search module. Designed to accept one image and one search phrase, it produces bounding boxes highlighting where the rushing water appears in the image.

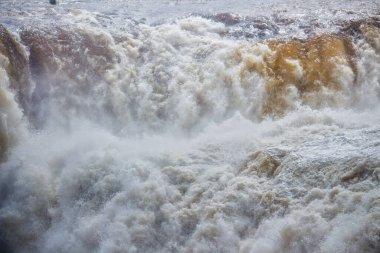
[0,1,379,253]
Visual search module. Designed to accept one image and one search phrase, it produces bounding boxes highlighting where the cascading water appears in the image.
[0,1,379,253]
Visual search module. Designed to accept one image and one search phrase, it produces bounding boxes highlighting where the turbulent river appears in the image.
[0,1,380,252]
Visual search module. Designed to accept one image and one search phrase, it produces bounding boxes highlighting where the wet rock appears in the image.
[339,18,380,38]
[210,13,241,26]
[0,25,31,112]
[241,151,281,177]
[372,168,380,182]
[0,25,30,159]
[360,24,380,52]
[237,34,356,117]
[20,26,118,127]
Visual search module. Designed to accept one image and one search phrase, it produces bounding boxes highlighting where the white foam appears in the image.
[0,4,379,253]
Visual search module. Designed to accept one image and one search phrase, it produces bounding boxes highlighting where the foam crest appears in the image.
[0,5,379,253]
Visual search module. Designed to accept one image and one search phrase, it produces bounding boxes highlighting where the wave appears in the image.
[1,18,379,133]
[0,9,380,253]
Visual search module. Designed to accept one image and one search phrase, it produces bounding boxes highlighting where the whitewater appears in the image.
[0,0,379,252]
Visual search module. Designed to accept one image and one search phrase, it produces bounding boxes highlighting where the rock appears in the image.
[236,34,357,117]
[20,26,117,127]
[241,151,281,177]
[0,25,30,159]
[0,25,31,113]
[360,24,380,52]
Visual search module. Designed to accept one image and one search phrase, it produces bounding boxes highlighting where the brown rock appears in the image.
[0,25,31,113]
[237,34,357,117]
[0,25,30,159]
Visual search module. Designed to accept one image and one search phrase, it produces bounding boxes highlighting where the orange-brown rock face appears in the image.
[238,35,357,117]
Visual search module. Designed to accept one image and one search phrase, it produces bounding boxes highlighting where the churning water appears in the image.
[0,0,379,252]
